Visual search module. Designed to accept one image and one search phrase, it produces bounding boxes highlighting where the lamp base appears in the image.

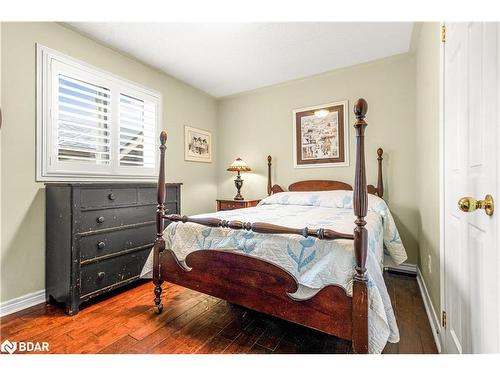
[234,174,244,200]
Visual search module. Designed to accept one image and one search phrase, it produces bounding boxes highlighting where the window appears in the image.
[36,45,161,181]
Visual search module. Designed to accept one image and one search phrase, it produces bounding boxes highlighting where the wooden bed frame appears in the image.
[152,98,384,354]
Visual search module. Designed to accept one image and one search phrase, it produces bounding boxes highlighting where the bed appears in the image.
[143,99,407,354]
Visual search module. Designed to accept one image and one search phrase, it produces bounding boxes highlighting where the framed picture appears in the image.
[293,100,349,168]
[184,126,212,163]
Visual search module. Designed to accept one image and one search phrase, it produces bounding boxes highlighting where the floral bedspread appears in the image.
[141,190,407,353]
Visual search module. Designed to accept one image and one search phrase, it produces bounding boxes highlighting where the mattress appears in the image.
[141,190,408,353]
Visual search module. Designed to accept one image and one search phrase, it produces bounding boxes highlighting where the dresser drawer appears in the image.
[217,199,260,211]
[164,201,178,215]
[80,248,150,297]
[219,201,242,210]
[79,224,155,262]
[138,187,156,205]
[78,205,154,233]
[80,187,137,209]
[138,186,180,205]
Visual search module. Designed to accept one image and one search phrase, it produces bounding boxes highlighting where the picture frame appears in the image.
[184,125,212,163]
[293,100,349,168]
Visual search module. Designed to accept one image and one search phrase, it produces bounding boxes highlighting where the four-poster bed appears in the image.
[151,98,388,354]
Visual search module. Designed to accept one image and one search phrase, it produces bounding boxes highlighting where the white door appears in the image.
[443,22,500,353]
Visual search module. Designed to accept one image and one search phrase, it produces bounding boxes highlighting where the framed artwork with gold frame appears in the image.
[293,101,349,168]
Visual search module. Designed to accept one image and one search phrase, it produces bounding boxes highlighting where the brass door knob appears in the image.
[458,194,494,216]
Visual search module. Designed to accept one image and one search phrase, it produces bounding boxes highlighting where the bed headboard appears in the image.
[266,148,384,198]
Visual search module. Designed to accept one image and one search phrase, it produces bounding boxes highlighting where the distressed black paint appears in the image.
[45,182,181,315]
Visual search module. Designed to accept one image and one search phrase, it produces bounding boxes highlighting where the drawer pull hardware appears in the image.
[97,216,105,223]
[97,272,106,280]
[108,193,116,200]
[97,241,106,250]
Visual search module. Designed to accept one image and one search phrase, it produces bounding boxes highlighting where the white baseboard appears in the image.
[416,268,442,353]
[385,262,417,275]
[0,289,46,317]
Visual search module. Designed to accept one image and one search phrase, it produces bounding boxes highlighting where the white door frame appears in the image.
[439,21,446,353]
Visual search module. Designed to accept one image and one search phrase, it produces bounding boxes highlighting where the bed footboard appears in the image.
[160,248,354,340]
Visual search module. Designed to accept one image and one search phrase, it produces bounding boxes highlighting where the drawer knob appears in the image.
[97,216,105,223]
[97,272,106,280]
[97,241,106,250]
[108,193,116,200]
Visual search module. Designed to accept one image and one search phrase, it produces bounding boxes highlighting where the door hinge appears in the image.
[441,25,446,43]
[441,310,447,328]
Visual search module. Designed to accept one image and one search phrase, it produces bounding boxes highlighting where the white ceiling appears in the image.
[70,22,413,98]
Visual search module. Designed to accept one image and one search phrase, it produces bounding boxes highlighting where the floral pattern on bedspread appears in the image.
[141,190,407,353]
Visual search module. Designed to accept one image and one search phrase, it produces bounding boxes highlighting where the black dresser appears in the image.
[45,182,181,315]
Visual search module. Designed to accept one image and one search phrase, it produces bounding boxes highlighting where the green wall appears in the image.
[415,22,441,312]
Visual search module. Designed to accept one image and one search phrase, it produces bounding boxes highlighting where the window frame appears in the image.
[36,44,162,182]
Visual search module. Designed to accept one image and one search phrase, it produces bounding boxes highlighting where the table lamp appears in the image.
[227,158,251,200]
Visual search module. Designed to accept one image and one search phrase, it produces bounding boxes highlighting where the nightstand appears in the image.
[216,199,260,211]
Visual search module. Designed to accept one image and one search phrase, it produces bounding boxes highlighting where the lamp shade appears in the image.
[227,158,251,172]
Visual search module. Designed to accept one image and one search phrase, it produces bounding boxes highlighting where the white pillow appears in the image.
[258,190,387,211]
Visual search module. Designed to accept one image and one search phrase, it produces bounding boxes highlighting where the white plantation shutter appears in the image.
[37,45,160,181]
[56,75,111,165]
[119,94,156,168]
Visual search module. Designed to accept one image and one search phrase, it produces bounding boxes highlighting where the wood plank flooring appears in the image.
[0,271,437,354]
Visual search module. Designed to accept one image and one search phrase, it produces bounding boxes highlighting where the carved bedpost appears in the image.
[377,148,384,198]
[153,130,167,314]
[267,155,272,196]
[352,98,369,354]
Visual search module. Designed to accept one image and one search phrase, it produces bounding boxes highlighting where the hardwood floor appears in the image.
[0,271,437,354]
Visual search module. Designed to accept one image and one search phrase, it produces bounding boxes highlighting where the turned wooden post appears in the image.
[153,130,167,314]
[352,98,369,354]
[267,155,272,196]
[376,148,384,198]
[164,214,354,240]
